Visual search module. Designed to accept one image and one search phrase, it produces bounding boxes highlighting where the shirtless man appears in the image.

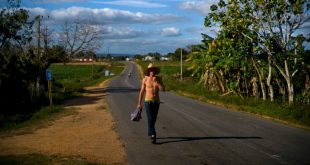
[137,63,165,144]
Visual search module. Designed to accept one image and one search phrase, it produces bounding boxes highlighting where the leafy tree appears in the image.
[0,0,49,115]
[113,56,126,61]
[174,48,188,61]
[147,52,161,61]
[188,0,310,104]
[0,0,33,50]
[195,0,256,95]
[75,51,85,58]
[165,52,175,60]
[47,45,67,63]
[249,0,310,104]
[134,54,144,60]
[86,50,97,60]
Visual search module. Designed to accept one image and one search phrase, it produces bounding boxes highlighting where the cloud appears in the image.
[186,27,205,34]
[27,6,185,25]
[104,36,202,54]
[92,0,167,8]
[39,0,86,3]
[179,0,218,15]
[102,26,149,39]
[102,26,183,40]
[186,26,219,37]
[160,27,181,37]
[28,7,48,16]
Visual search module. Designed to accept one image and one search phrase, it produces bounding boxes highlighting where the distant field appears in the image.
[50,62,124,102]
[51,64,103,81]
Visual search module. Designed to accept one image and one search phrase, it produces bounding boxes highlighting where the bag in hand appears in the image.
[131,108,142,121]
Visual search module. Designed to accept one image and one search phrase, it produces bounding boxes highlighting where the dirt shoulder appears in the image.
[0,80,127,164]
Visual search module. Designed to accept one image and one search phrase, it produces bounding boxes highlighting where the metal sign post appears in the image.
[180,48,183,80]
[46,69,52,106]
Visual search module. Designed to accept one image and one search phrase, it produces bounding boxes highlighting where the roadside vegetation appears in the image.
[137,61,310,128]
[0,0,123,131]
[50,63,123,103]
[0,62,124,131]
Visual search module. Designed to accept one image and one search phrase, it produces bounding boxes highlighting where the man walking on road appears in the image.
[137,63,165,144]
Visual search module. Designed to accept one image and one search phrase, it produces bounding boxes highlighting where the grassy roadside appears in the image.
[0,62,125,164]
[136,61,310,130]
[0,62,125,132]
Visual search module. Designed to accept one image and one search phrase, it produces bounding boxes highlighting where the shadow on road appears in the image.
[105,87,140,93]
[62,87,107,107]
[62,86,139,107]
[156,136,262,145]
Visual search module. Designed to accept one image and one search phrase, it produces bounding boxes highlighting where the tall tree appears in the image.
[202,0,256,95]
[188,0,309,104]
[247,0,309,104]
[59,18,103,61]
[0,0,32,51]
[0,0,43,113]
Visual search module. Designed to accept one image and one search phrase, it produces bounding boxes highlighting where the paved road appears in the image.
[107,62,310,165]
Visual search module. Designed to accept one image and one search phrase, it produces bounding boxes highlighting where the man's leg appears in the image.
[145,101,154,136]
[153,102,160,125]
[150,102,160,144]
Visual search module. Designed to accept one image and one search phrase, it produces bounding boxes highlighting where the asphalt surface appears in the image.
[107,62,310,165]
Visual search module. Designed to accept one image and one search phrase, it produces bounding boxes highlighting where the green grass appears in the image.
[137,61,310,128]
[0,106,69,132]
[0,62,124,131]
[50,62,124,103]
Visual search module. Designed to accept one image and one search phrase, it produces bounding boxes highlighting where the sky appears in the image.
[1,0,309,55]
[3,0,220,55]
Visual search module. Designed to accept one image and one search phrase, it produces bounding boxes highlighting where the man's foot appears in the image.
[151,135,156,144]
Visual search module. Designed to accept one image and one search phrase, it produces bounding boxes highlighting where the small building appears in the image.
[144,56,154,61]
[160,57,170,61]
[126,57,133,61]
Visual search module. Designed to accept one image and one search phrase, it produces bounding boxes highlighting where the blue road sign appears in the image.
[46,69,52,81]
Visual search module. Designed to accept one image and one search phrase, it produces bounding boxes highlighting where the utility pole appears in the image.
[43,25,48,53]
[43,16,50,54]
[34,15,42,97]
[91,49,94,79]
[36,15,42,58]
[180,48,183,80]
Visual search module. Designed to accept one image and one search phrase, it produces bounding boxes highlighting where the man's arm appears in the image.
[137,78,146,110]
[155,76,165,92]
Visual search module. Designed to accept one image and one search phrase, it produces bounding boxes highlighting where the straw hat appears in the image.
[146,63,160,75]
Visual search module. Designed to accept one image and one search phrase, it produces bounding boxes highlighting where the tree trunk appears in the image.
[30,82,35,101]
[305,74,310,104]
[275,79,286,102]
[252,58,266,100]
[244,78,249,97]
[259,68,267,100]
[266,61,274,102]
[236,72,241,94]
[216,70,226,93]
[287,80,294,104]
[203,70,209,85]
[268,83,274,102]
[274,60,297,105]
[251,76,259,99]
[260,80,266,101]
